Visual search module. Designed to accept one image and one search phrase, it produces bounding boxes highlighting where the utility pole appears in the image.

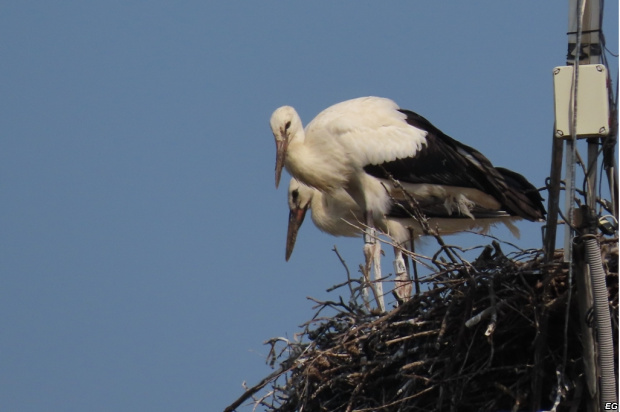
[545,1,617,410]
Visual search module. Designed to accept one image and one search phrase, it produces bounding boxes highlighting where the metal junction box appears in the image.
[553,64,609,139]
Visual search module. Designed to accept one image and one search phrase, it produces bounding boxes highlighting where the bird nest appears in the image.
[225,237,618,412]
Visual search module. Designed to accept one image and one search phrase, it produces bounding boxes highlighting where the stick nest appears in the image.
[226,238,618,412]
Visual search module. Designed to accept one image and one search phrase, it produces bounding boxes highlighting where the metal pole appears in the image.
[566,0,617,409]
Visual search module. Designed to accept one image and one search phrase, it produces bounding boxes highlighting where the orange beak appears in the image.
[285,204,308,261]
[275,139,287,189]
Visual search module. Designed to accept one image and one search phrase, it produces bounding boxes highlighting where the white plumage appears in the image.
[303,97,427,167]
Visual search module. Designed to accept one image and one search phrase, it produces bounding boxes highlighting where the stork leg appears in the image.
[362,211,385,312]
[362,238,384,312]
[404,256,411,284]
[408,228,420,295]
[359,260,372,311]
[392,247,411,305]
[372,240,384,311]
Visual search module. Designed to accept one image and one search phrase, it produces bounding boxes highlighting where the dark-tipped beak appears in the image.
[275,140,287,189]
[285,205,308,261]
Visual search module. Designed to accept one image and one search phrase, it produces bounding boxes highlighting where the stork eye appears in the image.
[284,121,292,130]
[291,189,299,202]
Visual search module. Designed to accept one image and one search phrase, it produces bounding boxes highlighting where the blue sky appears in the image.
[1,2,617,411]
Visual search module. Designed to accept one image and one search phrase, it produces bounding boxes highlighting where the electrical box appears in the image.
[553,64,609,139]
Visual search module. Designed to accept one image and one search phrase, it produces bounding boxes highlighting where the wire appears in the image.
[560,0,585,401]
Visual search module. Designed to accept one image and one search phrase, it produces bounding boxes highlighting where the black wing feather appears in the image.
[364,109,546,221]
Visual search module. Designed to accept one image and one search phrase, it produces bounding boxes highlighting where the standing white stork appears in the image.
[271,97,546,309]
[285,178,526,304]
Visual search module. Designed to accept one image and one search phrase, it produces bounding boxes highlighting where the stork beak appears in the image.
[285,204,308,261]
[275,139,287,189]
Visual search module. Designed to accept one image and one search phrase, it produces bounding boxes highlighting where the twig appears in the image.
[332,245,357,300]
[464,300,507,329]
[223,353,302,412]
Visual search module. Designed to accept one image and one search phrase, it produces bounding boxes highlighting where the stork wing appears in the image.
[364,109,545,221]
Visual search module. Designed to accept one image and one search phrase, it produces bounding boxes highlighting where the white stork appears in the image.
[285,178,525,303]
[284,178,386,304]
[271,97,546,307]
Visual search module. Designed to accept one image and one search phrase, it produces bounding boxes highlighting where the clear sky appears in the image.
[1,2,617,411]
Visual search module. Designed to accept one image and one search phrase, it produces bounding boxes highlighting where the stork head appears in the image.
[285,178,314,261]
[270,106,303,189]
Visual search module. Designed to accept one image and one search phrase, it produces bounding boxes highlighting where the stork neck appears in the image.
[286,138,312,180]
[284,129,352,194]
[286,140,334,192]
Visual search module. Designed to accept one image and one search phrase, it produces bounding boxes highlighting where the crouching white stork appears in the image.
[271,97,546,309]
[285,178,526,304]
